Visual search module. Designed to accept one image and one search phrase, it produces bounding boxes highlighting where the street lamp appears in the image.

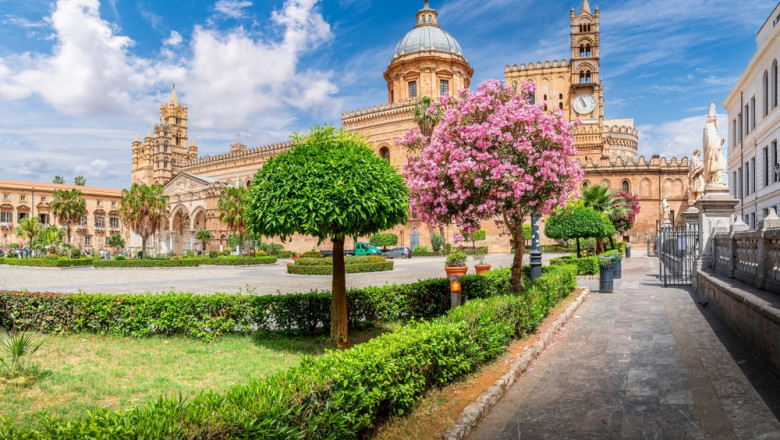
[530,213,542,280]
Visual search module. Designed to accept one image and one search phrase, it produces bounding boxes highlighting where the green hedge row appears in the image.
[0,265,576,439]
[549,255,599,275]
[287,261,394,275]
[294,256,386,266]
[0,258,93,268]
[0,267,515,341]
[93,256,277,268]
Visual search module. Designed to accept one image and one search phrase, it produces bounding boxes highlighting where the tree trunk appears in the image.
[331,239,349,349]
[596,238,606,254]
[510,227,525,292]
[608,236,615,250]
[439,225,446,248]
[141,233,148,259]
[576,238,581,258]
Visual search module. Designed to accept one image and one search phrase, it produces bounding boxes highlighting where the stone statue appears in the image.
[703,102,727,186]
[661,198,671,224]
[688,149,705,201]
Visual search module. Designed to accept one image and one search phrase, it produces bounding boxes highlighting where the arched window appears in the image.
[379,146,390,162]
[579,44,585,57]
[773,60,778,109]
[585,44,591,56]
[559,102,563,110]
[586,71,592,83]
[164,159,168,169]
[410,227,420,250]
[764,71,769,117]
[582,180,591,189]
[559,93,563,100]
[543,94,547,101]
[246,180,252,189]
[621,180,630,193]
[580,71,585,84]
[428,14,432,22]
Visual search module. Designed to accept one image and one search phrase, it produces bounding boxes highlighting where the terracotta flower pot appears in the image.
[445,266,468,278]
[474,264,491,274]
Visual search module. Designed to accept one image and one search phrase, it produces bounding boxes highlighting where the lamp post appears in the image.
[530,213,542,280]
[449,275,462,308]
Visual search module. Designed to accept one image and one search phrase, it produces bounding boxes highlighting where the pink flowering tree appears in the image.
[610,191,640,235]
[401,80,583,291]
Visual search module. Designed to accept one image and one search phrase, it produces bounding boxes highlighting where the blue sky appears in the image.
[0,0,774,189]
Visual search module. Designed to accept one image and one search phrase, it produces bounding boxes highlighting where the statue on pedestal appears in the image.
[703,102,727,186]
[688,149,705,201]
[660,197,671,224]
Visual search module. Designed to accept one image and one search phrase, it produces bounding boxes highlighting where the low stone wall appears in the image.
[697,270,780,377]
[712,226,780,293]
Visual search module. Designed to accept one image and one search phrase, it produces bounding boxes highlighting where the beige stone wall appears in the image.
[0,180,128,252]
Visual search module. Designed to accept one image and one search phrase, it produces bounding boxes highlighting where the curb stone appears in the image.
[441,287,591,440]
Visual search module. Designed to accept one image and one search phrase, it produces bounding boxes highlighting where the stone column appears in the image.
[693,185,739,271]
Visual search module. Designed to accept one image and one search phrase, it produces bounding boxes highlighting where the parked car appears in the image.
[320,242,382,257]
[381,246,413,259]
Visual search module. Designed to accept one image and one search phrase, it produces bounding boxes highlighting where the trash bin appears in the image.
[612,254,622,279]
[625,246,631,258]
[598,257,615,293]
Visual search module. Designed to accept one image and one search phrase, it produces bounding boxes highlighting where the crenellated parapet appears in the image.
[504,59,569,73]
[342,101,415,129]
[577,154,690,170]
[175,140,294,170]
[602,123,639,161]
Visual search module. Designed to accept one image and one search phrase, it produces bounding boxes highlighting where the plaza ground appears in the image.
[0,253,536,294]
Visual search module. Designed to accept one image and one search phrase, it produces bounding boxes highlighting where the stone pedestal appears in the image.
[694,185,739,271]
[681,206,700,227]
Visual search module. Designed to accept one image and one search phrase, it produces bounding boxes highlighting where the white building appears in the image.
[725,3,780,229]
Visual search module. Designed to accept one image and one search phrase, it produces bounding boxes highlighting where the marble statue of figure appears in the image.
[661,198,670,223]
[688,149,705,201]
[703,102,727,185]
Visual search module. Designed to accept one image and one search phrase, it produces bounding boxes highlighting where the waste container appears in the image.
[598,257,615,293]
[612,254,622,279]
[625,246,631,258]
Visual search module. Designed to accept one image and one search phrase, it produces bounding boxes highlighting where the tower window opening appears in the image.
[580,71,585,84]
[543,94,547,101]
[559,93,563,100]
[408,81,418,99]
[559,102,564,110]
[586,44,591,56]
[176,118,181,125]
[379,146,390,162]
[440,79,449,96]
[579,45,585,57]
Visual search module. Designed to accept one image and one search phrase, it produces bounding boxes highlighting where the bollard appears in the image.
[450,275,462,308]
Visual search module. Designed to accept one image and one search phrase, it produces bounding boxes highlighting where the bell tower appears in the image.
[569,0,603,124]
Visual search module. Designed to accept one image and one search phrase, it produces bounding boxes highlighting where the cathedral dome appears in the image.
[392,1,464,59]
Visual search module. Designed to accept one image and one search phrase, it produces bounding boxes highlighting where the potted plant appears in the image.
[472,247,491,274]
[445,250,468,278]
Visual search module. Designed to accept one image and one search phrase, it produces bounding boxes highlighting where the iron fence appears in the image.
[658,224,699,286]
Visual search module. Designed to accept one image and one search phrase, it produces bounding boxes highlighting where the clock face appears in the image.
[573,93,597,115]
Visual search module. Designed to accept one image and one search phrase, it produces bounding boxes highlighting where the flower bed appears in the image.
[287,255,392,274]
[549,255,599,275]
[0,265,576,438]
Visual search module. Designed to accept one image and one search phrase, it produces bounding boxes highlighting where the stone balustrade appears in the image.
[711,213,780,293]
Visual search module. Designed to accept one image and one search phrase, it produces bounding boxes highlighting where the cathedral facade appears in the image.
[129,0,690,255]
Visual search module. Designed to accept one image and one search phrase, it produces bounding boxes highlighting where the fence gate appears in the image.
[658,224,699,286]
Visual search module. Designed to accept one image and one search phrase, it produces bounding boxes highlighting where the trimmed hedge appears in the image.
[0,258,93,268]
[93,256,277,268]
[0,265,576,439]
[287,261,394,275]
[549,255,599,275]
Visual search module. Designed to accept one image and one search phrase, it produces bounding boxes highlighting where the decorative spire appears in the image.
[581,0,591,14]
[134,132,139,142]
[167,84,180,106]
[423,0,431,9]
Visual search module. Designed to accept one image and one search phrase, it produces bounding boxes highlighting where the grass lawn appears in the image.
[0,326,392,430]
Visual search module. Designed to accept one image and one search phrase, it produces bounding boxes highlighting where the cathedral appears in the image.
[129,0,690,255]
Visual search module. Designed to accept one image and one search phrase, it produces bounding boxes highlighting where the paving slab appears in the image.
[468,255,780,440]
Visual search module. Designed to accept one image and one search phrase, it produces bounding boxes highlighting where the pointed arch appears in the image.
[640,178,651,197]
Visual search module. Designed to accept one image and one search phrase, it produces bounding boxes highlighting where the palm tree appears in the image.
[195,230,211,253]
[581,184,628,253]
[33,225,64,254]
[50,188,86,248]
[52,176,65,184]
[119,183,169,259]
[15,217,41,255]
[218,186,247,256]
[74,176,86,186]
[412,96,441,138]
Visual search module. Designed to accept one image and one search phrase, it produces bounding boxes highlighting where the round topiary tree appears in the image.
[369,233,398,251]
[544,202,616,258]
[402,80,583,291]
[246,126,408,348]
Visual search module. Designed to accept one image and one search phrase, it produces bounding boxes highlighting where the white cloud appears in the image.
[637,113,728,160]
[214,0,253,19]
[164,30,182,46]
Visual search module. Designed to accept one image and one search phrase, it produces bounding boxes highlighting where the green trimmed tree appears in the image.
[107,233,125,253]
[33,225,64,254]
[246,126,408,348]
[119,183,169,259]
[468,228,486,250]
[50,188,86,248]
[545,202,615,258]
[581,184,628,253]
[430,232,444,252]
[369,233,398,251]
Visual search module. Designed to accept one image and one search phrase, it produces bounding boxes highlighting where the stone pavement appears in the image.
[468,254,780,440]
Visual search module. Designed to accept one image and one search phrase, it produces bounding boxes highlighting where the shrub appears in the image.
[0,258,92,268]
[287,261,394,275]
[254,250,268,257]
[209,250,218,258]
[114,256,126,261]
[300,249,324,258]
[369,233,398,250]
[549,255,599,275]
[412,245,431,256]
[0,265,576,438]
[445,250,467,267]
[430,232,444,252]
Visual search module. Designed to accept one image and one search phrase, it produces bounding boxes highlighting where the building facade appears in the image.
[725,3,780,229]
[0,180,127,253]
[125,0,691,254]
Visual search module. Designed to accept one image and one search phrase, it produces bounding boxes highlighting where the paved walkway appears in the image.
[468,255,780,440]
